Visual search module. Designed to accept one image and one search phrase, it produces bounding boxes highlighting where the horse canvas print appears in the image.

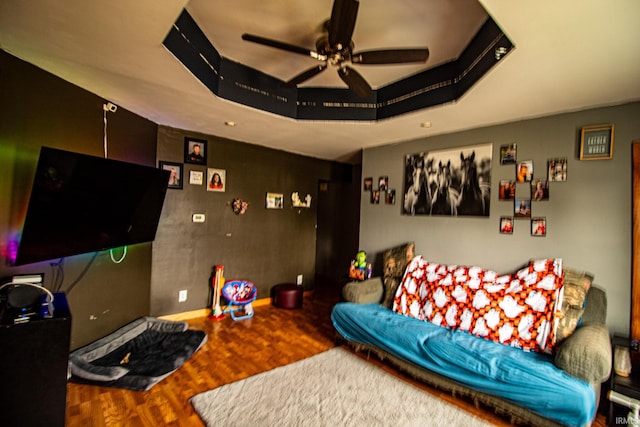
[403,143,492,217]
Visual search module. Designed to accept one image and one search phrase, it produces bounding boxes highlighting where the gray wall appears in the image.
[360,102,640,336]
[152,126,353,316]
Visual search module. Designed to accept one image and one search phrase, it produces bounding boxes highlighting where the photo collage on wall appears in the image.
[158,137,227,193]
[498,143,567,237]
[363,176,396,205]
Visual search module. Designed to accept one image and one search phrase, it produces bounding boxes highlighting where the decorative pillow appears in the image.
[381,242,415,308]
[393,257,564,353]
[554,267,594,343]
[342,277,384,304]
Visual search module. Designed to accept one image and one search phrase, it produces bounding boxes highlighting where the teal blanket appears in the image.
[331,302,595,427]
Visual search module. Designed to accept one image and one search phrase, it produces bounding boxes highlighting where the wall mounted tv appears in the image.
[14,147,170,266]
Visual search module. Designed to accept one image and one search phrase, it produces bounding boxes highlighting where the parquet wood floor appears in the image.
[65,280,608,426]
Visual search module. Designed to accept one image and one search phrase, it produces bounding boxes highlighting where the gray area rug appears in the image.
[190,347,492,427]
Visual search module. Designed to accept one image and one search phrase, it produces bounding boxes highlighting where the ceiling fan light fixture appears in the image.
[241,0,429,97]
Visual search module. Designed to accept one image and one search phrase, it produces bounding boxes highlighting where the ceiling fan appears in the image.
[241,0,430,97]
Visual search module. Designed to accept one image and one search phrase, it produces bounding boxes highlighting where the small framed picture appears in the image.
[516,160,533,183]
[189,170,204,185]
[371,190,380,204]
[548,158,567,182]
[363,177,373,191]
[385,189,396,205]
[580,124,614,160]
[515,199,531,219]
[499,180,516,200]
[499,216,514,234]
[531,179,549,201]
[184,137,207,165]
[266,192,284,209]
[159,161,183,189]
[500,143,517,165]
[378,176,388,191]
[531,217,547,237]
[207,168,226,192]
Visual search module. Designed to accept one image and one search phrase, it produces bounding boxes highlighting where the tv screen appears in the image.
[14,147,170,266]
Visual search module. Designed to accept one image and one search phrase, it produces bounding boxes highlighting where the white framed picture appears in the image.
[266,192,284,209]
[207,168,226,192]
[189,170,204,185]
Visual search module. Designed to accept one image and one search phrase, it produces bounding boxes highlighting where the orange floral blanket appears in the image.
[392,256,564,353]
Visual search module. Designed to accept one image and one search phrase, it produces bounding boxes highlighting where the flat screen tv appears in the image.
[14,147,170,266]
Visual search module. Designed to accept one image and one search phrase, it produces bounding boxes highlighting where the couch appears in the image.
[331,242,611,427]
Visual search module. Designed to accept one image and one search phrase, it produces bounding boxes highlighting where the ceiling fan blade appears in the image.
[328,0,359,49]
[283,64,328,87]
[351,48,430,65]
[242,33,326,60]
[337,66,372,98]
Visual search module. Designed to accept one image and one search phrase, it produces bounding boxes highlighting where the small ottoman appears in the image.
[272,284,304,309]
[341,277,384,304]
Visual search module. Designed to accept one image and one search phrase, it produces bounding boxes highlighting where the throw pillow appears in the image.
[554,267,594,343]
[342,277,384,304]
[394,257,564,353]
[381,242,415,308]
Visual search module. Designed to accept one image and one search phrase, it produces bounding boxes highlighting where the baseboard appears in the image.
[158,292,311,322]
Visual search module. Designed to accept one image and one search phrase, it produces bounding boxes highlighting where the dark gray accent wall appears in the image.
[359,101,640,336]
[0,50,158,349]
[152,126,355,315]
[0,49,361,349]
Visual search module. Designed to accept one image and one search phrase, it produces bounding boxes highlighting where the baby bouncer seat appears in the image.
[221,280,257,320]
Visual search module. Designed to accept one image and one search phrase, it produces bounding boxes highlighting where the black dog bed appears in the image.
[69,317,207,391]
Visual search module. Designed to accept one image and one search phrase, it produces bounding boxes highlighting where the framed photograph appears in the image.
[531,179,549,201]
[516,160,533,183]
[159,161,183,189]
[206,168,226,192]
[499,216,514,234]
[266,192,284,209]
[363,177,373,191]
[515,199,531,219]
[548,158,567,182]
[402,143,492,217]
[580,124,614,160]
[184,137,207,165]
[378,176,388,191]
[531,217,547,237]
[385,189,396,205]
[371,190,380,204]
[189,170,204,185]
[500,143,517,165]
[499,180,516,200]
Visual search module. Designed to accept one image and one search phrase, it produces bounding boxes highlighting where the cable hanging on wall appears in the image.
[109,246,127,264]
[102,101,128,264]
[102,101,117,158]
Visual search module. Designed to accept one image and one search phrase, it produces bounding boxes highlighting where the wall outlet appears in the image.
[178,289,188,302]
[296,274,303,285]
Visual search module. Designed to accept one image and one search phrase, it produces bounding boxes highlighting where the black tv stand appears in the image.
[0,292,71,427]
